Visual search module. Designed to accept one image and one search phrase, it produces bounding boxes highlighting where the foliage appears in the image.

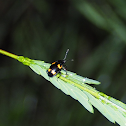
[0,49,126,125]
[0,0,126,126]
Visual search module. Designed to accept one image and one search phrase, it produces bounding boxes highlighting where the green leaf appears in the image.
[0,48,126,126]
[22,58,126,126]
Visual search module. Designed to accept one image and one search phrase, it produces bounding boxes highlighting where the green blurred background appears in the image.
[0,0,126,126]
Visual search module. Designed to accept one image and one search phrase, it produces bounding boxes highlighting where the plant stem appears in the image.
[0,49,18,59]
[59,75,100,99]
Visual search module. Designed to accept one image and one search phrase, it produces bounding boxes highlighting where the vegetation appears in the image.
[0,0,126,126]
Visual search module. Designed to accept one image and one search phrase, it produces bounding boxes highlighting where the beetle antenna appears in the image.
[66,59,74,62]
[63,49,69,60]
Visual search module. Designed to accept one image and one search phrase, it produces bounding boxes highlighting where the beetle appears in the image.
[47,49,69,77]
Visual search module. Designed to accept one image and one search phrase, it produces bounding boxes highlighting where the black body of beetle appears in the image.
[47,49,69,77]
[47,60,66,77]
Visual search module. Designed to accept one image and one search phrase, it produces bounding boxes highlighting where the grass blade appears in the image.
[0,49,126,126]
